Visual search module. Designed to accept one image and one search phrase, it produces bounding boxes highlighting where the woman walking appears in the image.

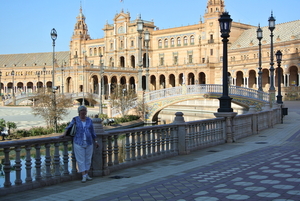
[61,105,99,183]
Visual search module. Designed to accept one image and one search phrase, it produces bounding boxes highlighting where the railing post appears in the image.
[173,112,188,155]
[214,112,237,143]
[92,118,110,176]
[248,105,258,135]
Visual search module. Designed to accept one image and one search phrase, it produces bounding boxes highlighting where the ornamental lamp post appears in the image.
[82,50,86,106]
[144,29,150,92]
[268,12,276,104]
[217,12,233,113]
[11,70,16,105]
[257,24,263,91]
[50,28,58,133]
[99,54,104,115]
[137,14,144,91]
[275,50,283,104]
[37,71,40,93]
[61,64,64,95]
[43,66,46,94]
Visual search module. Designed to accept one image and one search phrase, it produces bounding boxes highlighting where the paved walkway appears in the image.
[2,101,300,201]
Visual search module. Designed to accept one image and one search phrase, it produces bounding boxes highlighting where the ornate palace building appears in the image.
[0,0,299,105]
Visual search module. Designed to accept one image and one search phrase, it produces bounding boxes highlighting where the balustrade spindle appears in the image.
[102,136,108,172]
[165,128,170,153]
[136,131,142,160]
[157,130,161,155]
[34,144,42,181]
[45,143,52,178]
[14,146,22,185]
[53,142,61,176]
[62,141,69,175]
[3,148,12,187]
[25,145,32,183]
[190,125,195,149]
[151,130,156,156]
[125,133,131,162]
[172,127,178,152]
[131,132,136,161]
[141,130,147,159]
[113,135,119,165]
[161,128,165,154]
[146,130,152,158]
[107,136,113,166]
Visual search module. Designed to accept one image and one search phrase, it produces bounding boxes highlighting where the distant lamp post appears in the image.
[61,64,64,95]
[82,51,86,106]
[144,29,150,92]
[257,24,263,91]
[43,66,46,94]
[275,50,283,104]
[11,70,16,105]
[268,12,276,103]
[217,12,233,112]
[37,71,40,93]
[137,14,144,91]
[51,28,58,133]
[99,54,104,115]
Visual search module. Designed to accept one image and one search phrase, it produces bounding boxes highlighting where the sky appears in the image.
[0,0,299,55]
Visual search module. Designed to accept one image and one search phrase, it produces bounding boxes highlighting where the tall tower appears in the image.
[202,0,225,64]
[70,6,91,66]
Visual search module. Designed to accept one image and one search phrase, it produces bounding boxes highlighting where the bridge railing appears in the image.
[0,107,281,196]
[145,84,269,103]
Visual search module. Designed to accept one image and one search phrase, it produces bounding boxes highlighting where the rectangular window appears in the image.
[188,55,193,63]
[160,57,164,66]
[174,56,178,65]
[210,49,213,56]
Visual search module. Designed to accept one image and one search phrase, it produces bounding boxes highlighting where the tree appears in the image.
[110,85,137,117]
[31,92,73,128]
[134,95,153,121]
[6,121,17,136]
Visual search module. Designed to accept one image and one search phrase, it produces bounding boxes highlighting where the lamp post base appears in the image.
[217,96,233,113]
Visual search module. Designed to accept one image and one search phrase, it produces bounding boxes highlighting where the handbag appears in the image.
[66,118,76,137]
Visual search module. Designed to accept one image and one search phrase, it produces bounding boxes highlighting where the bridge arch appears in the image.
[144,84,269,121]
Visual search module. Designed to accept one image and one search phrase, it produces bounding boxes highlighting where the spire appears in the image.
[73,4,90,40]
[205,0,225,19]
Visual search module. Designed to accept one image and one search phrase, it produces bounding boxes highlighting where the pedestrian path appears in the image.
[1,101,300,201]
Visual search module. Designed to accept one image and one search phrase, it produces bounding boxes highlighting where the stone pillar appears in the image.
[91,118,110,176]
[172,112,189,155]
[214,112,237,143]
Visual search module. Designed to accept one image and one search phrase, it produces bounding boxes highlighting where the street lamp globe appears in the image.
[268,12,276,31]
[257,25,263,40]
[144,29,150,42]
[275,50,282,61]
[219,12,232,37]
[137,15,144,33]
[51,28,57,41]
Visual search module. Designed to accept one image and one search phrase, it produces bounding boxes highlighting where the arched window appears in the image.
[190,35,194,45]
[164,39,168,47]
[184,36,188,45]
[177,37,181,46]
[158,39,162,48]
[171,38,174,46]
[131,40,134,47]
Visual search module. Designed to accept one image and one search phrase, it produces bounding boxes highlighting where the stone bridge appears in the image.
[144,84,269,121]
